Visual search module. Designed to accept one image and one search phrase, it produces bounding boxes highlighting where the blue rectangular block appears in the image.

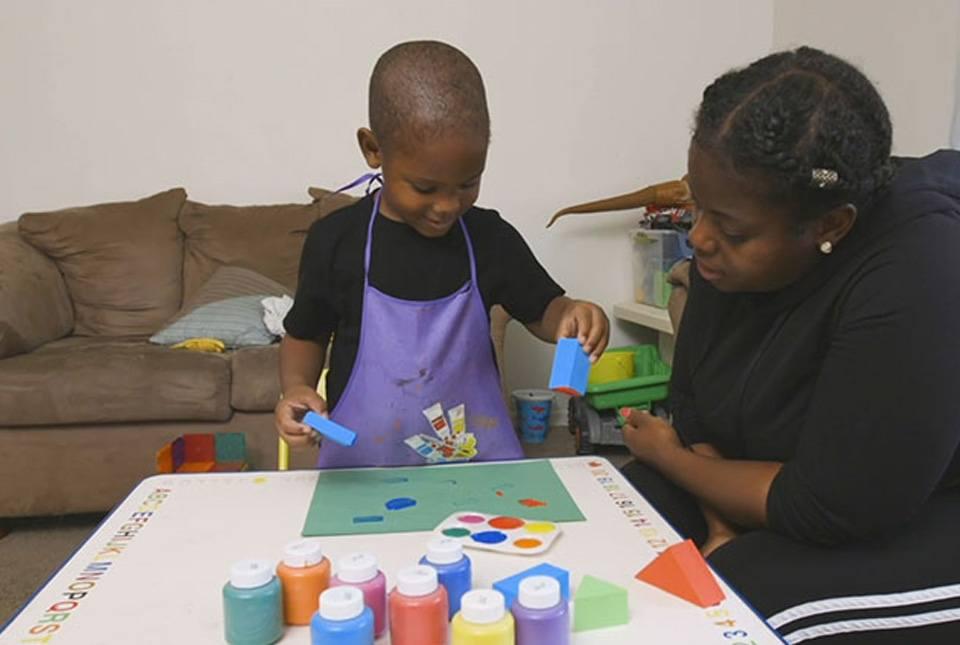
[493,562,571,610]
[303,411,358,447]
[549,338,591,397]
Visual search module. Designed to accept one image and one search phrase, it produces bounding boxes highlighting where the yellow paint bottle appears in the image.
[451,589,515,645]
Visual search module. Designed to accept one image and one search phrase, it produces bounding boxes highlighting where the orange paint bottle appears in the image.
[388,565,449,645]
[276,539,331,625]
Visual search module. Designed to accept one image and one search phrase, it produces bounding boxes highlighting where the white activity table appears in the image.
[1,457,784,644]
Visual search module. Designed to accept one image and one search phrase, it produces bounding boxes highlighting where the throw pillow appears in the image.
[18,188,187,337]
[149,295,276,348]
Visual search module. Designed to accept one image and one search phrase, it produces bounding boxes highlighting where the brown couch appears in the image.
[0,188,355,518]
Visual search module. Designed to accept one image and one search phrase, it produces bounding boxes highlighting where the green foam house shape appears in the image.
[573,574,629,632]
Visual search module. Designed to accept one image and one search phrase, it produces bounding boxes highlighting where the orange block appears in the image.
[176,461,216,473]
[155,444,174,474]
[635,539,725,607]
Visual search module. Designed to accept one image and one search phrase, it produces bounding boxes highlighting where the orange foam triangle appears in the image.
[635,539,725,607]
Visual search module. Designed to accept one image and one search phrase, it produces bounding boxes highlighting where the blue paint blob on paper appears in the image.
[472,530,508,544]
[352,515,384,524]
[385,497,417,511]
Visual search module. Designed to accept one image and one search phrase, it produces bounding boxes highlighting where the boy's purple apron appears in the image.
[317,174,523,468]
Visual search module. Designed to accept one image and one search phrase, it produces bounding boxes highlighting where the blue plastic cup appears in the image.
[512,390,554,443]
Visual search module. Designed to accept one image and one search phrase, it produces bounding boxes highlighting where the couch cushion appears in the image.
[150,295,277,348]
[0,336,231,426]
[230,344,281,411]
[179,265,291,313]
[0,223,74,359]
[18,188,187,337]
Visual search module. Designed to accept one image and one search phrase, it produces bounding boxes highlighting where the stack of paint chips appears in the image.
[156,432,248,473]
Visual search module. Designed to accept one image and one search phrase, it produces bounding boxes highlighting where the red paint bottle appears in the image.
[388,565,449,645]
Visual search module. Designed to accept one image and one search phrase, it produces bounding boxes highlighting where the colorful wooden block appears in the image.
[215,432,246,462]
[212,460,248,472]
[635,539,725,607]
[176,460,216,473]
[549,338,591,397]
[573,574,629,632]
[171,436,186,471]
[155,444,174,474]
[183,433,216,462]
[493,563,570,609]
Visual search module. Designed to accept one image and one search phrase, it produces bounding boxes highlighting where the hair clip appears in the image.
[811,168,839,189]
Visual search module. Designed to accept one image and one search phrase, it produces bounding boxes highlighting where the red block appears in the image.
[635,539,725,607]
[183,433,216,462]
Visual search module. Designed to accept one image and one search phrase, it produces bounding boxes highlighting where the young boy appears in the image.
[275,40,608,468]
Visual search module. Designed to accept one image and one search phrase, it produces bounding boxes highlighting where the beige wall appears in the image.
[1,1,773,392]
[774,0,960,155]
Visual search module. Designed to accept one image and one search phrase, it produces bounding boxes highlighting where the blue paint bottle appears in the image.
[419,536,472,618]
[311,585,375,645]
[222,559,283,645]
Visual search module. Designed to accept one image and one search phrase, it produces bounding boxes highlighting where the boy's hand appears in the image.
[275,385,327,447]
[556,299,609,361]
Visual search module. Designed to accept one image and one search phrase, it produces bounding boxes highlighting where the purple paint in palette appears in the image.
[435,511,562,556]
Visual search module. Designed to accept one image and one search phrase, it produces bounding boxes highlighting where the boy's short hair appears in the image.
[369,40,490,149]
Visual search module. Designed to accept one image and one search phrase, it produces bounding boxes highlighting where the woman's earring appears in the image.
[819,241,833,255]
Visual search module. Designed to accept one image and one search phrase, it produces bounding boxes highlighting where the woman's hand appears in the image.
[620,407,684,466]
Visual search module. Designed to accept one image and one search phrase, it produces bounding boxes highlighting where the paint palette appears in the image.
[434,511,562,555]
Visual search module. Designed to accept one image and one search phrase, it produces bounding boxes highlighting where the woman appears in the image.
[621,47,960,644]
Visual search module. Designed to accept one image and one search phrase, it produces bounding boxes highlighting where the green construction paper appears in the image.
[302,460,585,537]
[574,575,629,632]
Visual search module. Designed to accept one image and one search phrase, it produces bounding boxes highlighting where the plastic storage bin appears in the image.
[585,344,670,411]
[630,229,688,309]
[569,344,671,455]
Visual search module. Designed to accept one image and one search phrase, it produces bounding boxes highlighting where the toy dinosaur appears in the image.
[546,177,693,228]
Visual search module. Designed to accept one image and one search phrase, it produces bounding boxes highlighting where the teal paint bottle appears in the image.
[222,559,284,645]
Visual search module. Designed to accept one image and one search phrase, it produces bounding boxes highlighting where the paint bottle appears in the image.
[222,559,283,645]
[451,589,515,645]
[276,539,331,625]
[419,536,472,618]
[310,585,375,645]
[512,575,570,645]
[330,552,387,638]
[389,565,449,645]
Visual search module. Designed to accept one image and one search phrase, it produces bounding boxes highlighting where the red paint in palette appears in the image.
[489,516,524,530]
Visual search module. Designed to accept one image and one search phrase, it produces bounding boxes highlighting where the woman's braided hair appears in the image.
[693,47,895,216]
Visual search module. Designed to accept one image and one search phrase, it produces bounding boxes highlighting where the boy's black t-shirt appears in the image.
[284,193,564,408]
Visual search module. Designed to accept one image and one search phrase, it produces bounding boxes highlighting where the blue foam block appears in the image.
[493,562,571,610]
[548,338,591,396]
[303,411,357,446]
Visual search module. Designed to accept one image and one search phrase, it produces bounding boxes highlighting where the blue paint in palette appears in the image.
[385,497,417,511]
[471,530,508,544]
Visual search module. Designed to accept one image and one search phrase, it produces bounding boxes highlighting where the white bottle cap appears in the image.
[229,559,273,589]
[337,552,378,584]
[283,539,324,568]
[319,586,365,621]
[426,537,464,565]
[396,565,439,597]
[460,589,506,624]
[518,576,560,610]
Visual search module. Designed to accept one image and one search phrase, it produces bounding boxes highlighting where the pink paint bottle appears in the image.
[389,565,449,645]
[330,552,387,638]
